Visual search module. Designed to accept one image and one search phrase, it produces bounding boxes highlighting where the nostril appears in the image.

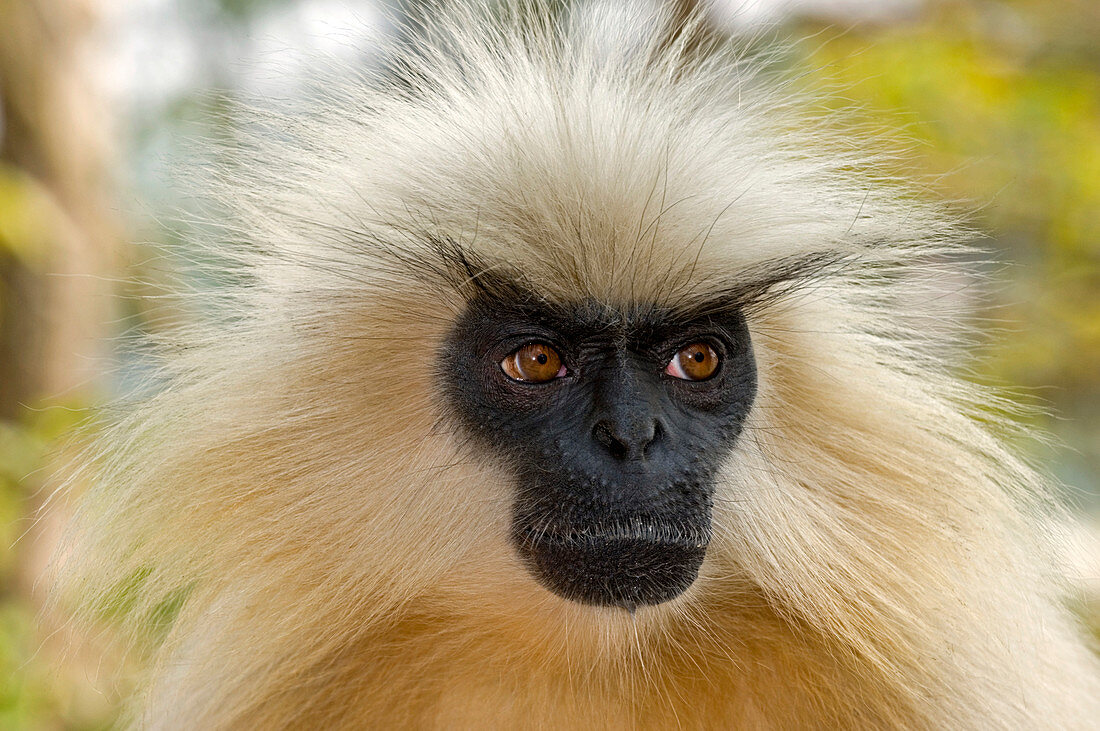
[593,421,629,459]
[593,419,661,460]
[608,439,628,460]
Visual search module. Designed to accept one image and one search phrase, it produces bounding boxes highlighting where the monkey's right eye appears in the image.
[501,343,565,383]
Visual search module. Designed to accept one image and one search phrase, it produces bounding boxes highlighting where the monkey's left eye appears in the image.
[665,342,720,381]
[501,343,565,383]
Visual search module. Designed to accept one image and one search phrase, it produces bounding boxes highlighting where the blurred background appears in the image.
[0,0,1097,727]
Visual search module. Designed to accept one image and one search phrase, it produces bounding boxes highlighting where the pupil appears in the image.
[536,353,548,364]
[693,351,704,362]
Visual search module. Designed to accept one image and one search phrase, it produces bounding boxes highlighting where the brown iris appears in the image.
[501,343,564,383]
[666,342,719,381]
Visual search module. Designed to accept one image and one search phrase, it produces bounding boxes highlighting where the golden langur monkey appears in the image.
[56,2,1100,728]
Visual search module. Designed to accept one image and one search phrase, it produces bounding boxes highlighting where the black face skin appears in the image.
[440,289,757,611]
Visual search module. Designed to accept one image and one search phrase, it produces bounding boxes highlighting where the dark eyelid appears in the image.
[655,333,726,362]
[493,332,562,356]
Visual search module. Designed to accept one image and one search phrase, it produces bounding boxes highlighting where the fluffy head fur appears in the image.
[56,2,1100,728]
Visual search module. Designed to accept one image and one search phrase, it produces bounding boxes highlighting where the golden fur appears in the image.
[55,2,1100,728]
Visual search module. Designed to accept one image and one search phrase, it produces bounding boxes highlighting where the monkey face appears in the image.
[441,290,757,610]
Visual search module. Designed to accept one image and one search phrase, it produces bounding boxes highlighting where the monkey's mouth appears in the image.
[512,520,710,610]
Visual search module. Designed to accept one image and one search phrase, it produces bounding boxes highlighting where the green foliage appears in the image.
[213,0,293,24]
[1,2,1097,727]
[0,408,117,730]
[0,603,66,730]
[149,587,192,643]
[797,0,1100,500]
[0,165,57,267]
[95,566,192,645]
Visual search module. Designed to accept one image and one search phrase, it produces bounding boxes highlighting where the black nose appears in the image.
[592,419,660,460]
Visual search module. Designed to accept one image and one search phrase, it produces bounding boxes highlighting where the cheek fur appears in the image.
[55,4,1100,728]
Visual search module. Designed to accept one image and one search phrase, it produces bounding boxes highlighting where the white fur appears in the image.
[54,2,1100,727]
